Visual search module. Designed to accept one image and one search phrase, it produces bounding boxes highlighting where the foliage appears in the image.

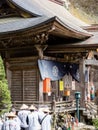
[0,56,11,115]
[68,0,98,24]
[92,118,98,129]
[69,0,98,15]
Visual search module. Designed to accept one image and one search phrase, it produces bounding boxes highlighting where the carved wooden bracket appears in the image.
[0,32,49,49]
[34,33,49,44]
[87,51,95,59]
[34,44,48,59]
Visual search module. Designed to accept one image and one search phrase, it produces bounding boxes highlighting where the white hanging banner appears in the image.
[72,80,75,90]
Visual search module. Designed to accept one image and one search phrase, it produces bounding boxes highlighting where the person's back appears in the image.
[3,119,20,130]
[11,107,21,126]
[38,107,52,130]
[14,115,21,126]
[18,104,30,130]
[28,111,41,130]
[18,110,29,128]
[41,113,51,130]
[2,112,20,130]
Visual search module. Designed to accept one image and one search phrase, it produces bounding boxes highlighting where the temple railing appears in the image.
[83,100,97,119]
[12,100,77,112]
[12,100,98,119]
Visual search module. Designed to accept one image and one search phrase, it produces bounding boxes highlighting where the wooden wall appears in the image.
[4,56,95,104]
[11,70,38,101]
[5,57,39,102]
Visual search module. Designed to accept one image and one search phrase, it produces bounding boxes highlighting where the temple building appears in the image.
[0,0,98,106]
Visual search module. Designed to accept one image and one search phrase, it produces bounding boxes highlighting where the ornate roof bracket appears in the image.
[33,32,49,44]
[85,50,98,60]
[0,38,13,48]
[86,51,95,60]
[0,31,49,49]
[34,44,48,59]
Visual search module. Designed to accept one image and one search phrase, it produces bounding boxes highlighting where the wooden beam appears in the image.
[84,59,98,66]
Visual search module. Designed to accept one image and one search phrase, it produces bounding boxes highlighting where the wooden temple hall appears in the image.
[0,0,98,107]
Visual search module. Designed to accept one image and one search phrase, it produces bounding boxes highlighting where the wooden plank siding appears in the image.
[23,70,37,101]
[5,57,39,102]
[11,71,22,101]
[11,69,38,102]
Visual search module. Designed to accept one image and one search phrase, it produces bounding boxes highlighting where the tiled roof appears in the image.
[0,16,51,34]
[9,0,89,27]
[0,0,92,38]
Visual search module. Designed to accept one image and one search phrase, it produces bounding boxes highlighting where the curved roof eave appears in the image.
[8,0,89,26]
[7,0,92,39]
[54,17,92,38]
[0,16,92,40]
[7,0,43,16]
[0,16,52,35]
[70,32,98,47]
[54,32,98,47]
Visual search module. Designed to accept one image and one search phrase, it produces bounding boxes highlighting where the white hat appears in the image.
[7,112,16,117]
[29,105,36,110]
[20,104,28,110]
[38,107,44,112]
[43,108,50,113]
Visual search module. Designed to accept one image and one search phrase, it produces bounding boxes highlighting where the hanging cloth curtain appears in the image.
[38,59,79,81]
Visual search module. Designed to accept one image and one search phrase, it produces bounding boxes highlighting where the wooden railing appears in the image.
[12,100,77,112]
[83,101,98,119]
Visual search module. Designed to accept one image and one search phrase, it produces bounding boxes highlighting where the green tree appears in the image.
[0,56,11,115]
[92,118,98,129]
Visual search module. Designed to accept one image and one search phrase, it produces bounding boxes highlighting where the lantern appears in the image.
[75,91,81,122]
[75,92,81,99]
[64,90,70,96]
[43,78,51,93]
[59,80,64,91]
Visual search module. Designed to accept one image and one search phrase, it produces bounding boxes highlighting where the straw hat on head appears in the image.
[29,105,37,110]
[20,104,29,110]
[7,112,16,118]
[43,107,50,113]
[38,107,44,112]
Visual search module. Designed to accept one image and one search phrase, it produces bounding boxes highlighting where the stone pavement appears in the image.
[74,122,96,130]
[52,122,96,130]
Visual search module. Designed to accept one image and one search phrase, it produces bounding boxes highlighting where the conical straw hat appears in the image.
[7,112,16,117]
[29,105,37,110]
[43,107,50,113]
[20,104,29,110]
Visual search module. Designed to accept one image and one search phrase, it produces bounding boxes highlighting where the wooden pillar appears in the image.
[43,93,48,101]
[35,44,48,102]
[5,61,11,90]
[38,76,43,102]
[22,71,24,101]
[79,59,85,107]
